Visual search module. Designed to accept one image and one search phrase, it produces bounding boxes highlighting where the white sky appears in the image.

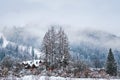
[0,0,120,35]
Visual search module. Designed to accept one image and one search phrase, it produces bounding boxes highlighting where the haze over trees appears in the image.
[41,26,70,69]
[1,26,120,69]
[0,26,120,79]
[2,27,40,48]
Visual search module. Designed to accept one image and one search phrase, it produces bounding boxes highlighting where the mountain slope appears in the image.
[0,33,44,61]
[70,29,120,68]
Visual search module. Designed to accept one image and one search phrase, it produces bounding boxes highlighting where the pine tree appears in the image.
[0,37,3,46]
[32,47,35,60]
[106,48,117,76]
[0,48,5,61]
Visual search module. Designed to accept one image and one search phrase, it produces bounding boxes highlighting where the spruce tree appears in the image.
[106,48,117,76]
[0,37,3,46]
[32,47,34,60]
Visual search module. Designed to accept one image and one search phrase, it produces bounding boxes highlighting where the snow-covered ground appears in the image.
[1,75,120,80]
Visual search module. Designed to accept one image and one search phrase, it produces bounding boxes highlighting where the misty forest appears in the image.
[0,26,120,80]
[0,0,120,80]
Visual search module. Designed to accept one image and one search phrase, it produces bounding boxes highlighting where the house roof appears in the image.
[22,59,44,67]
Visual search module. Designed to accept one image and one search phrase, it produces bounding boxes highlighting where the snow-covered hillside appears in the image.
[0,33,9,48]
[0,33,44,60]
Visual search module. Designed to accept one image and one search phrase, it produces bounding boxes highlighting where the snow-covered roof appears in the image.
[22,60,44,67]
[89,68,105,71]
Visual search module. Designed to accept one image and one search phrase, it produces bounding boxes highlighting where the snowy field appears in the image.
[1,75,120,80]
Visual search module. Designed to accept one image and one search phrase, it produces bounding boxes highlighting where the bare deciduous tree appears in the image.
[41,26,70,69]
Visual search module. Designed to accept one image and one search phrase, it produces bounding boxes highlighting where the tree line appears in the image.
[41,26,118,76]
[0,26,118,77]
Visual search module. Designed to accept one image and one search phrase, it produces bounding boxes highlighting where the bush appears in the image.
[0,56,14,70]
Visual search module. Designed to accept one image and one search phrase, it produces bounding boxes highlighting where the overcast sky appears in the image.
[0,0,120,35]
